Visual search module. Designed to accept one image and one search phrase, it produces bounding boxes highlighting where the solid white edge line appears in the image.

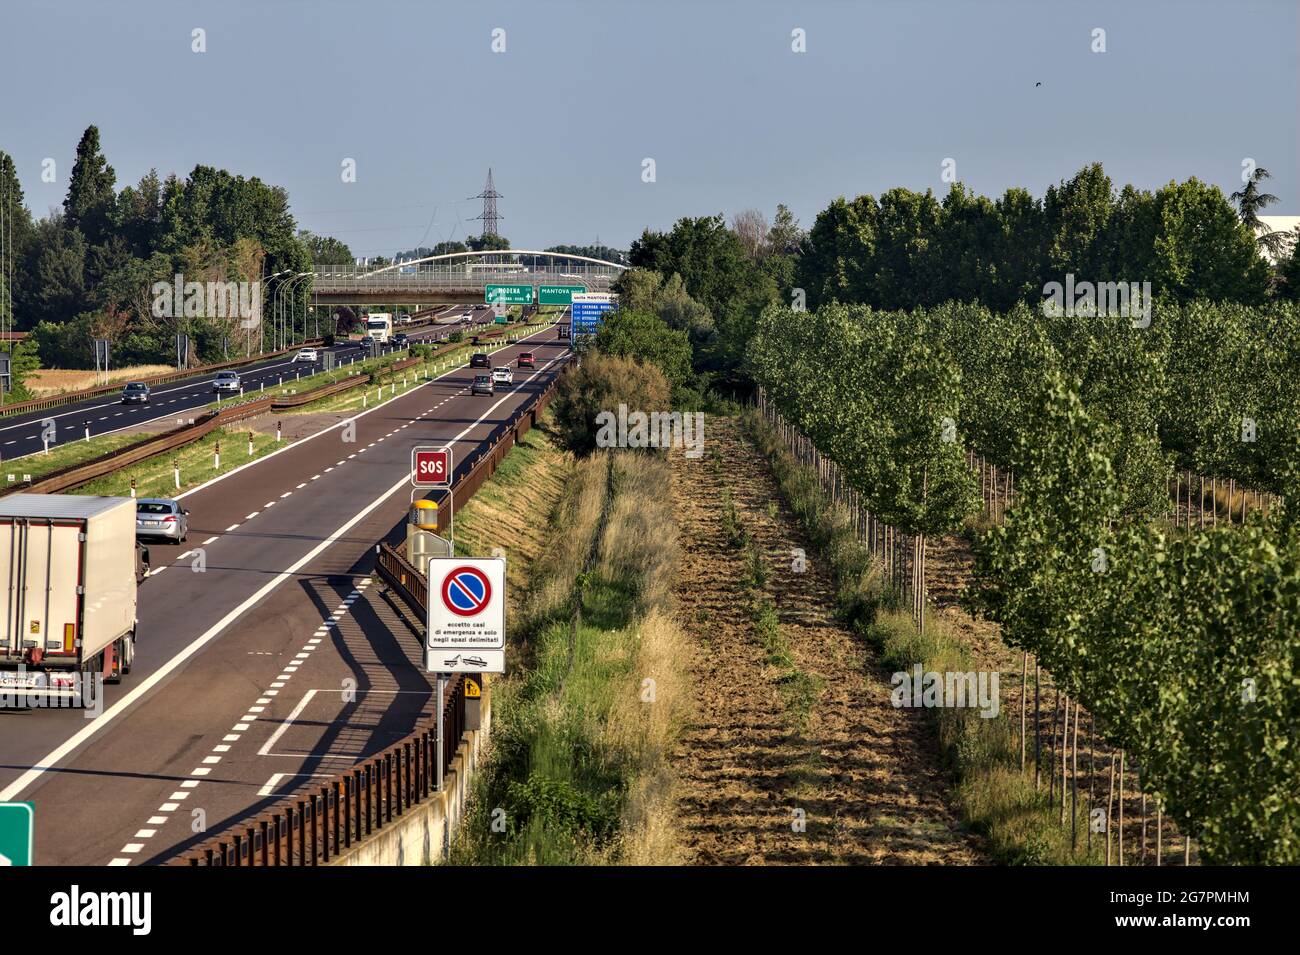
[0,332,567,804]
[171,322,558,502]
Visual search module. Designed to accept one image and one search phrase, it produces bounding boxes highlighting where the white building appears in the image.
[1257,215,1300,264]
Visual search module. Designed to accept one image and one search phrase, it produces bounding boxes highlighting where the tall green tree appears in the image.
[1230,165,1286,259]
[1043,162,1115,280]
[0,150,33,331]
[64,125,117,246]
[1151,178,1270,304]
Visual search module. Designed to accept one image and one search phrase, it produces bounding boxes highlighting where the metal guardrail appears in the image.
[376,544,428,616]
[0,324,542,497]
[0,340,326,418]
[173,676,466,866]
[170,341,569,866]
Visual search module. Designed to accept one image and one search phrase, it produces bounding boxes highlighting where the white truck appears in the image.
[0,495,138,708]
[365,313,393,344]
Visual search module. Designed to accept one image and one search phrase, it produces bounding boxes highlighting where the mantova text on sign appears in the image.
[538,285,586,306]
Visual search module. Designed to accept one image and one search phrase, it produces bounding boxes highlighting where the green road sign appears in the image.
[485,284,533,305]
[538,284,586,306]
[0,803,34,866]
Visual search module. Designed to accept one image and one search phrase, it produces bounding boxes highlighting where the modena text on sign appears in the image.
[411,446,452,489]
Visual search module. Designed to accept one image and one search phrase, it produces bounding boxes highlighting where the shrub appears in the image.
[552,353,671,455]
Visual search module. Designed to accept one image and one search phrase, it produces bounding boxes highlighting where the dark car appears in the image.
[518,351,535,369]
[471,373,494,396]
[393,333,409,347]
[121,382,151,404]
[470,353,490,368]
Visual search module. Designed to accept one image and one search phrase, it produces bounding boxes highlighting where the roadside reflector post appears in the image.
[174,459,180,490]
[260,381,264,392]
[248,431,254,456]
[276,421,282,443]
[214,441,220,470]
[84,420,90,442]
[130,477,136,498]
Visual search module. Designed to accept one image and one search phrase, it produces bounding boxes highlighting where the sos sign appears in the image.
[411,446,452,488]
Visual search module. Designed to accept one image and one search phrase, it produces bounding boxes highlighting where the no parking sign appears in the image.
[424,557,505,673]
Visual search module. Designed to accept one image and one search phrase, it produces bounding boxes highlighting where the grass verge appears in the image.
[7,320,551,493]
[449,450,688,865]
[743,407,1103,865]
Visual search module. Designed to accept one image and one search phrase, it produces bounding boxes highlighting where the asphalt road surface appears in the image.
[0,305,503,465]
[0,319,570,864]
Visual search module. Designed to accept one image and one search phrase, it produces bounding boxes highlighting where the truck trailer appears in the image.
[0,495,139,708]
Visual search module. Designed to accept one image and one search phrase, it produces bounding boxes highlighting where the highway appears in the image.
[0,319,569,864]
[0,305,500,466]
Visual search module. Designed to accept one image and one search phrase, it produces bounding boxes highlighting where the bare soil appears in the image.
[669,417,983,865]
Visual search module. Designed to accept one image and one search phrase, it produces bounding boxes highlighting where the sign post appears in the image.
[425,557,505,791]
[0,802,34,866]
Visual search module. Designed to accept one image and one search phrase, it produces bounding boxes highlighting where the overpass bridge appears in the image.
[309,249,627,306]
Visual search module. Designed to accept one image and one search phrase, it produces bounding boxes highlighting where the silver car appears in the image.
[136,499,189,544]
[212,371,241,394]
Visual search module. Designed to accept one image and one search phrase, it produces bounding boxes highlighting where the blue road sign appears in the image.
[572,296,615,334]
[0,802,34,866]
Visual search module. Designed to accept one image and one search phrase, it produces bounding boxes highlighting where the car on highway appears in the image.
[518,351,535,369]
[393,333,409,347]
[470,352,490,368]
[492,366,513,385]
[471,373,494,396]
[120,381,151,404]
[212,370,241,394]
[294,347,319,363]
[135,498,189,544]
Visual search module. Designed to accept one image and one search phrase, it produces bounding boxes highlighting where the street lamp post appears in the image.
[279,272,313,349]
[261,269,291,355]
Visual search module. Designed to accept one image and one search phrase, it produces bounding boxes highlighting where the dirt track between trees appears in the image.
[669,417,983,865]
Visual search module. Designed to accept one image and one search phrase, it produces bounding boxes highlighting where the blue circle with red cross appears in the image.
[441,566,492,616]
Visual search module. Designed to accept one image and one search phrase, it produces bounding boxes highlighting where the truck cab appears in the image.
[365,313,393,344]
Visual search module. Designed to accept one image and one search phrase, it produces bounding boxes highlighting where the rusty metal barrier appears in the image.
[0,341,326,419]
[376,544,428,617]
[168,342,568,866]
[172,676,466,866]
[2,398,276,496]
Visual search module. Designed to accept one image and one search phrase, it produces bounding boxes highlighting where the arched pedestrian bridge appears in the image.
[310,250,627,306]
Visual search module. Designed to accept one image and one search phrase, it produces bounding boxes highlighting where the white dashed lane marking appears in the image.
[106,580,372,865]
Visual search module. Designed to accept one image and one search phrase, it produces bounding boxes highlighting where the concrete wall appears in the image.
[330,681,492,866]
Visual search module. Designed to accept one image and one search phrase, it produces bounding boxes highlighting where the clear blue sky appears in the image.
[2,0,1295,256]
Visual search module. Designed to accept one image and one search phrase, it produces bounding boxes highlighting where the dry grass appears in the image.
[598,453,681,616]
[26,365,174,396]
[517,454,609,631]
[606,605,691,865]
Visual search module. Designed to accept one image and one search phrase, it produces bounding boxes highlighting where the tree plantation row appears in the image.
[747,299,1300,863]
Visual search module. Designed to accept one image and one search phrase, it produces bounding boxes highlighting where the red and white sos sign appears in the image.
[411,446,452,488]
